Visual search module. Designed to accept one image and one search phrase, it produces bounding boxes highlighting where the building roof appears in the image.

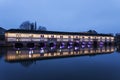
[5,29,114,36]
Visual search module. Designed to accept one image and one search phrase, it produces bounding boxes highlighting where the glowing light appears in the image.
[68,46,71,49]
[59,49,62,52]
[75,47,79,50]
[100,41,104,44]
[76,41,79,43]
[60,42,65,48]
[40,49,44,53]
[60,46,63,49]
[88,41,92,44]
[41,48,44,49]
[17,48,20,50]
[70,42,72,44]
[29,50,34,54]
[16,51,19,54]
[82,41,86,44]
[30,48,33,50]
[82,45,85,48]
[99,44,103,47]
[87,45,91,48]
[29,54,32,58]
[51,47,55,50]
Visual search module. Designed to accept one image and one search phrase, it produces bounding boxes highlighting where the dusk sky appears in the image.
[0,0,120,33]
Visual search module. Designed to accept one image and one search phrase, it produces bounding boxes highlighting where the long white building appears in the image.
[5,29,114,48]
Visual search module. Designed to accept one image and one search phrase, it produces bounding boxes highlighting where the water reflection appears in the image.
[5,46,115,63]
[1,46,120,80]
[116,45,120,52]
[0,47,7,60]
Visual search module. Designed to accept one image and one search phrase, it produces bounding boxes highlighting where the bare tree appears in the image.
[19,21,37,30]
[38,26,47,31]
[87,30,97,34]
[19,21,31,30]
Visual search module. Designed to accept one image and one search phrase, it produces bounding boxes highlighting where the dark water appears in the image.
[0,46,120,80]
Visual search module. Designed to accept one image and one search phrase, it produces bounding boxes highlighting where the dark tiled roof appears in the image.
[5,29,114,36]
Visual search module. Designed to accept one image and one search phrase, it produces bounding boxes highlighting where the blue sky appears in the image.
[0,0,120,33]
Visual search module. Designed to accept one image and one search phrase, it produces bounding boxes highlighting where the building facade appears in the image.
[5,29,114,48]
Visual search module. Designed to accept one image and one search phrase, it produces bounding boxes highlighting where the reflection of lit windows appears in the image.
[44,54,48,56]
[75,47,79,50]
[16,39,19,41]
[59,49,62,52]
[29,50,33,54]
[29,54,32,58]
[54,53,57,56]
[40,49,44,53]
[48,53,52,56]
[16,51,19,54]
[29,50,34,58]
[16,50,21,54]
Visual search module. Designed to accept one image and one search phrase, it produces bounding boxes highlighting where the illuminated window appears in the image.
[29,34,33,38]
[16,39,19,41]
[16,34,21,38]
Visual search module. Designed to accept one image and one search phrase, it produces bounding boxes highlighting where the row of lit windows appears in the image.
[7,38,114,42]
[6,33,114,40]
